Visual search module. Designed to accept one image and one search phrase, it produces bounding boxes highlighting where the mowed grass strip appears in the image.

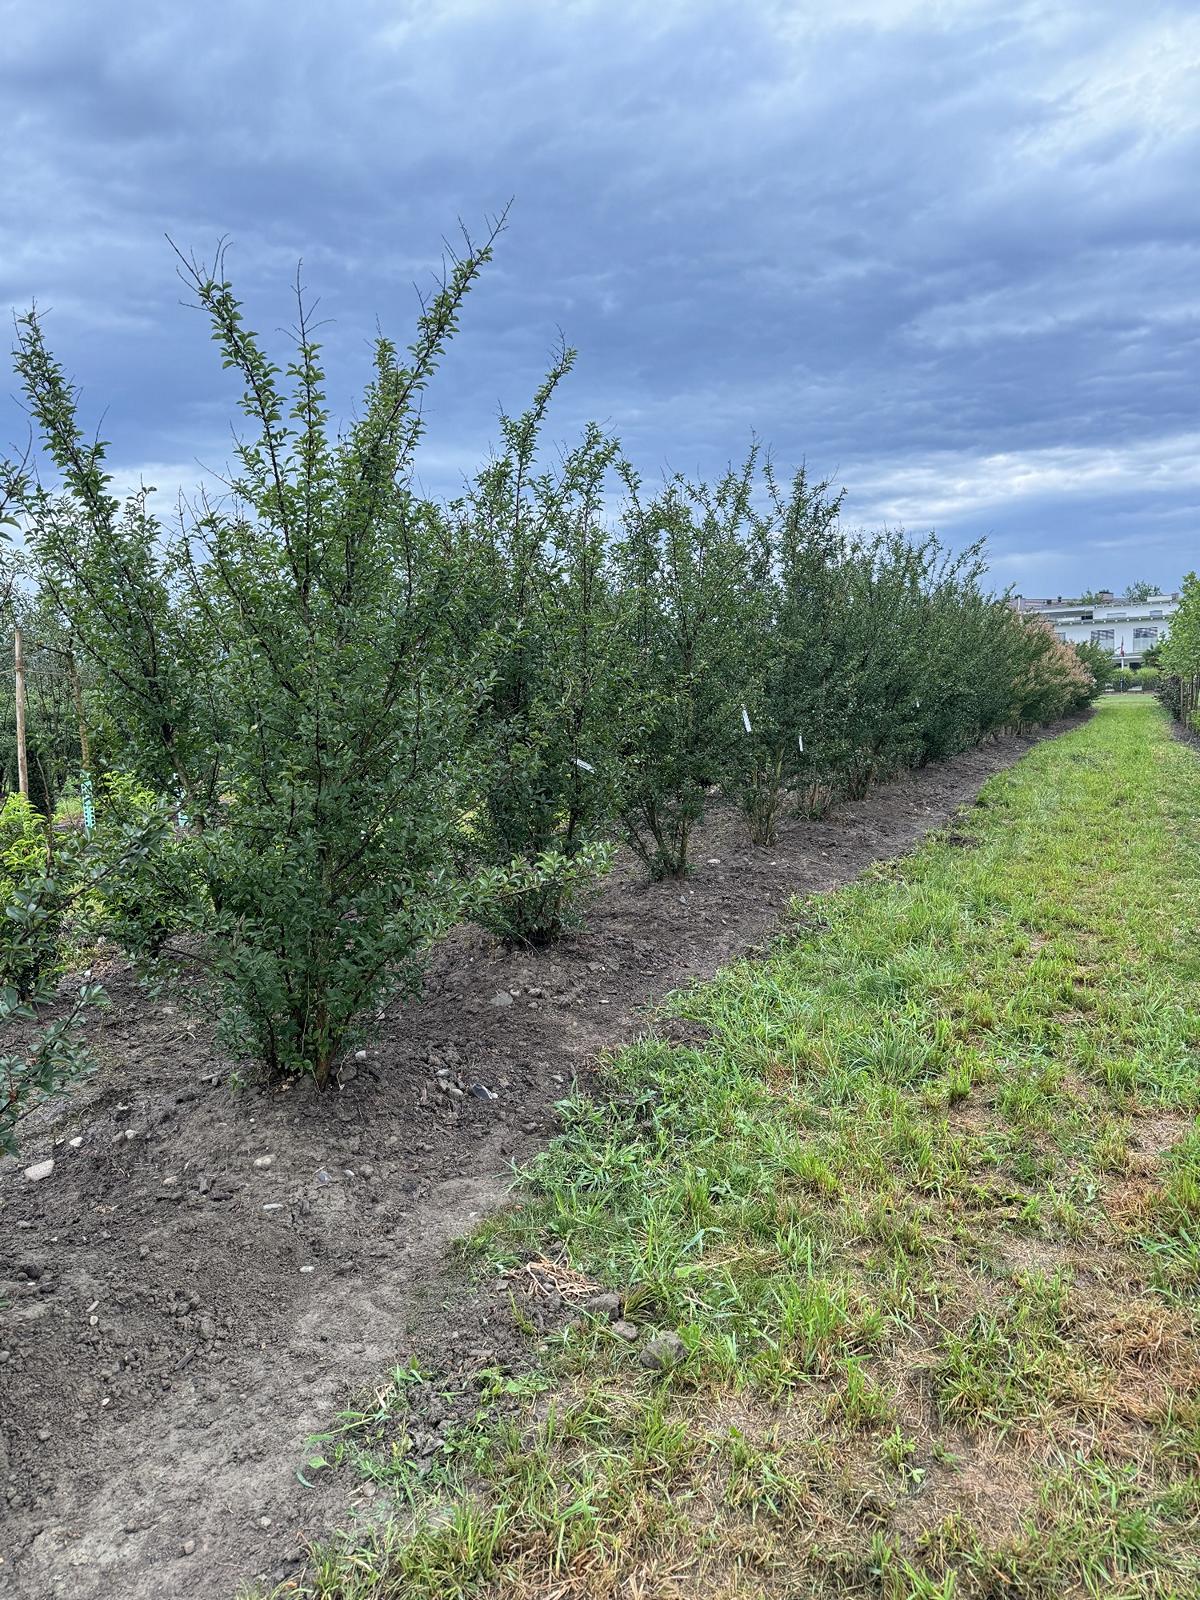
[272,698,1200,1600]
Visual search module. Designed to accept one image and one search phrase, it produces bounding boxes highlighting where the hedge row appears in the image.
[2,236,1096,1090]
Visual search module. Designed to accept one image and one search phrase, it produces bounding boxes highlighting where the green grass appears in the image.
[263,698,1200,1599]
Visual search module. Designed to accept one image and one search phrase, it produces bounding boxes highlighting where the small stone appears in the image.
[354,1049,368,1061]
[582,1291,621,1321]
[259,1515,273,1529]
[611,1319,640,1342]
[23,1160,54,1183]
[253,1155,274,1170]
[37,1426,52,1441]
[639,1332,687,1372]
[124,1129,137,1142]
[489,990,514,1008]
[299,1265,315,1274]
[68,1137,83,1149]
[468,1083,497,1101]
[199,1317,216,1341]
[262,1203,284,1213]
[181,1538,196,1556]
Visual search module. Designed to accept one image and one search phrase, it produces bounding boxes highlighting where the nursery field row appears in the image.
[0,243,1185,1600]
[271,697,1200,1600]
[2,243,1095,1147]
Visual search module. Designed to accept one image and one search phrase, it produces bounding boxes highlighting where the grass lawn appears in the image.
[276,697,1200,1600]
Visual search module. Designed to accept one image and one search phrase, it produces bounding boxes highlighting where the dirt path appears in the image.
[0,719,1083,1600]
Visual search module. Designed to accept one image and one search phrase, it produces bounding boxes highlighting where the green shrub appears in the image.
[725,462,848,842]
[834,532,943,794]
[471,842,615,947]
[1156,674,1184,721]
[612,459,753,875]
[0,793,66,998]
[1161,574,1200,685]
[1,978,103,1157]
[1072,639,1115,696]
[16,232,501,1087]
[85,773,202,961]
[444,351,625,943]
[1,792,48,880]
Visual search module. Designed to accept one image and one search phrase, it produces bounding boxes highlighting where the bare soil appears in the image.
[0,720,1083,1600]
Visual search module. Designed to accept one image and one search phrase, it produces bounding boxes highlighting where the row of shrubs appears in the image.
[1,237,1098,1118]
[1112,665,1160,691]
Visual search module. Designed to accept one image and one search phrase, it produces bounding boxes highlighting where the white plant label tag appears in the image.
[741,707,752,733]
[80,771,96,834]
[797,733,804,752]
[574,757,595,773]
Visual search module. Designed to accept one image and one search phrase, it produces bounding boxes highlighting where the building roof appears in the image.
[1016,593,1178,620]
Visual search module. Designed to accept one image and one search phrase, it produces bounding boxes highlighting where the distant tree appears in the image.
[1124,579,1158,602]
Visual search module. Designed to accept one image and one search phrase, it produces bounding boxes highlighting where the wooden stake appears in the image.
[14,625,28,799]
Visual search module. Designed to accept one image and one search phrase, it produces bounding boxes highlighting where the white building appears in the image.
[1014,591,1179,669]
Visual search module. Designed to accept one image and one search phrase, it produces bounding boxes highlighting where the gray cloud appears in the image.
[2,0,1197,593]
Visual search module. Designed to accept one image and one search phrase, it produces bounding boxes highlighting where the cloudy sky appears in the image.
[2,0,1197,595]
